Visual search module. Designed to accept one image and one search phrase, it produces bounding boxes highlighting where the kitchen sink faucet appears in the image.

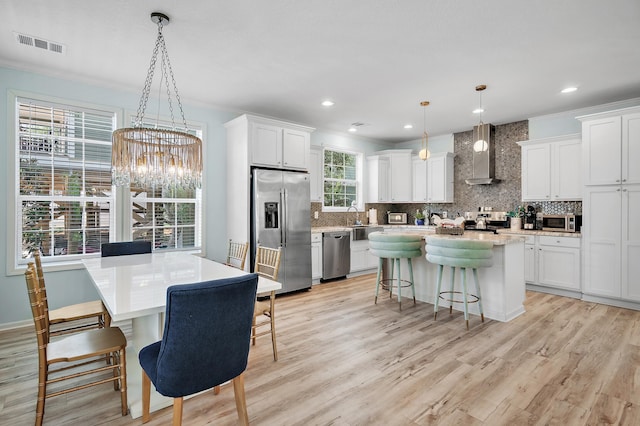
[346,205,361,226]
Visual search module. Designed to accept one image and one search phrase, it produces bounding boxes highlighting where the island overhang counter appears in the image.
[372,229,526,322]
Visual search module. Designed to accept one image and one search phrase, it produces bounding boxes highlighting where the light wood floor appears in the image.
[2,273,640,425]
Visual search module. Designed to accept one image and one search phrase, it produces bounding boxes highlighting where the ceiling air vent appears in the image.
[14,32,66,54]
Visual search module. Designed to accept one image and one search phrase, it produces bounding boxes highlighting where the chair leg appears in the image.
[472,268,485,322]
[389,259,395,299]
[142,369,151,423]
[434,264,443,320]
[449,266,456,314]
[112,351,119,390]
[374,257,383,304]
[407,258,416,305]
[461,267,470,330]
[173,397,183,426]
[396,258,402,310]
[233,373,249,426]
[119,347,128,416]
[269,291,278,361]
[103,307,112,328]
[36,362,47,426]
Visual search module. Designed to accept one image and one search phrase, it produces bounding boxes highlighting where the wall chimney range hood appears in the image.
[465,123,501,185]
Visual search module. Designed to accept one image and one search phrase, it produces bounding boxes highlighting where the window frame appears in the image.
[7,93,207,275]
[321,147,364,212]
[8,91,122,274]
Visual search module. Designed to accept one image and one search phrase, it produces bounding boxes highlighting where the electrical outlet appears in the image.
[314,211,319,219]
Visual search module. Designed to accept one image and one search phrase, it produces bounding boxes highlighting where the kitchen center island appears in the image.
[376,228,526,322]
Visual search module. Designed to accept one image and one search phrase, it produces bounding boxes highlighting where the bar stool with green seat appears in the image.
[425,236,493,329]
[369,232,423,310]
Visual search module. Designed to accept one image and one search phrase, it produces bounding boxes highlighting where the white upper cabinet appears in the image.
[388,151,412,202]
[580,108,640,186]
[366,150,412,203]
[427,152,454,203]
[309,146,323,202]
[412,156,428,202]
[367,155,390,203]
[519,134,581,201]
[230,115,312,171]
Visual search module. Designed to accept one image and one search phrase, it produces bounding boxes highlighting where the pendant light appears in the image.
[473,85,488,152]
[111,12,203,190]
[419,101,430,160]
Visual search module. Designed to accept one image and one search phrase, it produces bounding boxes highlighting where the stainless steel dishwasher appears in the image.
[322,231,351,280]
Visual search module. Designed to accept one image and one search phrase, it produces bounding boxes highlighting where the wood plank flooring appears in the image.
[1,273,639,425]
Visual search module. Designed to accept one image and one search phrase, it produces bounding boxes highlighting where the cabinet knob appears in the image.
[623,188,628,192]
[617,188,621,192]
[616,179,620,183]
[622,179,627,182]
[555,195,559,198]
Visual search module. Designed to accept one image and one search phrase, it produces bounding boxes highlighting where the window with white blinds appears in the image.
[16,98,116,263]
[128,118,202,251]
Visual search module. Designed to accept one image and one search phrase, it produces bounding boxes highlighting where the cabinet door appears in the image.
[389,153,412,202]
[622,184,640,300]
[524,244,536,283]
[521,143,551,200]
[582,116,622,185]
[583,186,622,297]
[282,128,310,170]
[251,123,282,167]
[554,139,582,200]
[622,113,640,184]
[367,157,390,202]
[309,147,323,202]
[538,245,580,290]
[350,242,367,272]
[412,157,428,202]
[427,153,453,203]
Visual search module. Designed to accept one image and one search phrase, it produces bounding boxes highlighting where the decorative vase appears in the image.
[510,217,522,230]
[415,219,425,226]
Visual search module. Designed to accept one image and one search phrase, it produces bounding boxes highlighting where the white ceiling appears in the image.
[2,0,639,142]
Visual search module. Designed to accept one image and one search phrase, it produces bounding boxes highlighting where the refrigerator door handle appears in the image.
[280,189,286,247]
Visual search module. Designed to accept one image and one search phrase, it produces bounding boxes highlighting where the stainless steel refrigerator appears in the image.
[251,168,312,294]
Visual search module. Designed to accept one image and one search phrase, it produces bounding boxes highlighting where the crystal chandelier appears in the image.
[112,12,202,190]
[419,101,430,160]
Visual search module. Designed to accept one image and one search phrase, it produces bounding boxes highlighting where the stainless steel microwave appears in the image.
[541,214,582,233]
[387,212,408,224]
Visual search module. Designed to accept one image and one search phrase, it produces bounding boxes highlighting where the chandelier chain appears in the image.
[134,18,189,131]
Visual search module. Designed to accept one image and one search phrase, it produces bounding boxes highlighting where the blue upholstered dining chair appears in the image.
[101,241,152,257]
[138,274,258,426]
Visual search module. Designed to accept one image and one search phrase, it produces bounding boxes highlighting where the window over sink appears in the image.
[322,148,363,211]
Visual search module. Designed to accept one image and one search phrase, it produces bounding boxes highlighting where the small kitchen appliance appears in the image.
[524,205,537,229]
[387,212,408,225]
[540,214,582,233]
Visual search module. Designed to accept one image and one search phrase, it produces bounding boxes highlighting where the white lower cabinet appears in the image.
[311,233,322,280]
[517,233,581,293]
[537,236,581,290]
[350,240,377,273]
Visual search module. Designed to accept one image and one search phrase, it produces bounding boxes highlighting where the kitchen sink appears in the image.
[351,225,384,241]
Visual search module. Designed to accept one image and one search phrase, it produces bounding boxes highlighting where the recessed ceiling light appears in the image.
[321,100,335,107]
[561,87,578,94]
[473,108,484,114]
[348,127,357,132]
[404,124,413,129]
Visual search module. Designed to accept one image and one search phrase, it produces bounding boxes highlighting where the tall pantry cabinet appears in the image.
[579,107,640,304]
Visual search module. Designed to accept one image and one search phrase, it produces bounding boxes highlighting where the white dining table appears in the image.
[82,251,281,419]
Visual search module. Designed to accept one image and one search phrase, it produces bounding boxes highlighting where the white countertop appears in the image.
[497,228,582,238]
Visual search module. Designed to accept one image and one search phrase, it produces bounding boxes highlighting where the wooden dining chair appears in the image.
[139,274,258,426]
[252,245,282,361]
[24,263,128,426]
[33,251,110,337]
[225,239,249,270]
